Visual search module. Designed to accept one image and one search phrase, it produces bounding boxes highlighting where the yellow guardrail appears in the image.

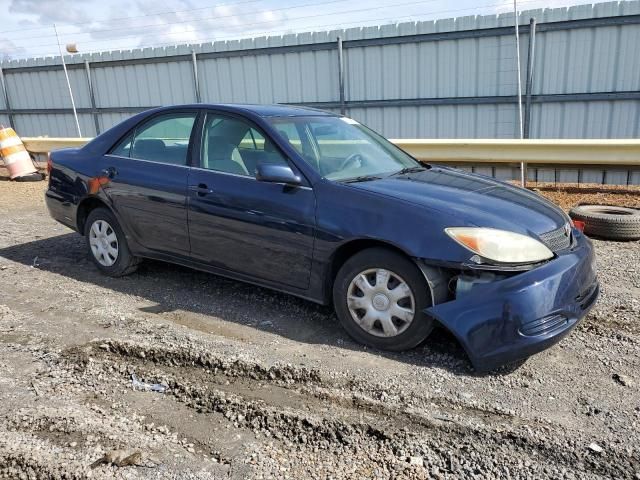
[390,139,640,166]
[19,137,640,166]
[22,137,92,153]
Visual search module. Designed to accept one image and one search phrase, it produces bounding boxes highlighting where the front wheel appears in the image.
[333,248,433,351]
[84,207,140,277]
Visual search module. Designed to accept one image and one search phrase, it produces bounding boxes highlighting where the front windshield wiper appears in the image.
[341,174,384,183]
[390,165,427,177]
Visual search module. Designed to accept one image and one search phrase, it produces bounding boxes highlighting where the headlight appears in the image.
[445,227,553,264]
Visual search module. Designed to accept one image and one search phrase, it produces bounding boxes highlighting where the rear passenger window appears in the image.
[110,134,132,157]
[126,114,196,165]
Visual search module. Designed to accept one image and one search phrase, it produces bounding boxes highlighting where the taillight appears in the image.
[46,152,52,174]
[573,220,585,232]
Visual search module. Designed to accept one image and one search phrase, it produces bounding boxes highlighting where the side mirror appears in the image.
[256,163,302,186]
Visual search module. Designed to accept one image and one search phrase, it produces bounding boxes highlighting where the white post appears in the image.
[54,24,82,137]
[513,0,525,187]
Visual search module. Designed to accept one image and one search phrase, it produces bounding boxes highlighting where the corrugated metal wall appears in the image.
[0,1,639,147]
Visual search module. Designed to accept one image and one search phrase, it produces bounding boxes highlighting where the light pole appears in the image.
[54,24,82,137]
[513,0,526,188]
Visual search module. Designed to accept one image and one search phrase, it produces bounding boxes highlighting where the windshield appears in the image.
[268,116,421,181]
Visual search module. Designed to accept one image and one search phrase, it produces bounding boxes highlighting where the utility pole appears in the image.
[54,24,82,137]
[513,0,526,187]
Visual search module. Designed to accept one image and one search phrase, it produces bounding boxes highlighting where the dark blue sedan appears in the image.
[45,104,599,371]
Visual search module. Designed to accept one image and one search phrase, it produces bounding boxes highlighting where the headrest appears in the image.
[277,130,291,143]
[208,135,235,160]
[132,138,166,157]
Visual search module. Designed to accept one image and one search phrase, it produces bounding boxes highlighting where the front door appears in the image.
[187,112,315,289]
[101,111,198,256]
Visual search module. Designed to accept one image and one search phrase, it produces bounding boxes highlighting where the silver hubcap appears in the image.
[347,268,415,338]
[89,219,118,267]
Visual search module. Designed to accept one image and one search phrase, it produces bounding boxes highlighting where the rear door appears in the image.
[187,111,315,289]
[101,111,198,256]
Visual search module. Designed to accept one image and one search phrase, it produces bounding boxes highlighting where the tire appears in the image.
[333,247,433,351]
[14,172,45,182]
[84,207,140,276]
[569,204,640,241]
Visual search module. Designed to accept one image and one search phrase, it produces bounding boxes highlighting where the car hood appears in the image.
[348,166,568,236]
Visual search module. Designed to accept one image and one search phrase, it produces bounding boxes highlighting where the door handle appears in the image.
[100,167,117,179]
[191,183,213,196]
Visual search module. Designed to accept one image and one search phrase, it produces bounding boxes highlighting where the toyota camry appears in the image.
[45,104,599,371]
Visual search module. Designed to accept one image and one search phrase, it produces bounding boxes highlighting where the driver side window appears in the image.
[201,113,289,177]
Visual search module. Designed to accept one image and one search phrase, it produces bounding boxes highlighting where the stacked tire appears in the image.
[569,205,640,241]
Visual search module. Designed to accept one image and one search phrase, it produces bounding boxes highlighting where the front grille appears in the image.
[539,224,571,252]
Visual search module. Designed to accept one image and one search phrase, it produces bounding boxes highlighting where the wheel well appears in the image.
[76,197,110,235]
[325,239,411,303]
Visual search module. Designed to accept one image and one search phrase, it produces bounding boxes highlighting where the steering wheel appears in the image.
[339,153,365,171]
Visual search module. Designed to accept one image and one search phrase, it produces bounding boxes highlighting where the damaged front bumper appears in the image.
[426,230,599,372]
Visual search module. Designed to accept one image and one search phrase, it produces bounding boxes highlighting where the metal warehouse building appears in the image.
[1,0,639,185]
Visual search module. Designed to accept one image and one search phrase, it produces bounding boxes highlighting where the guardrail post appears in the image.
[0,66,15,129]
[524,17,536,139]
[191,50,201,103]
[337,36,346,115]
[84,60,100,135]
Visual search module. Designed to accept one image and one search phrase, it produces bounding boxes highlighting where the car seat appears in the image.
[207,135,249,175]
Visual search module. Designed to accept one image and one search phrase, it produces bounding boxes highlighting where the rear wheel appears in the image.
[333,248,433,351]
[84,207,140,276]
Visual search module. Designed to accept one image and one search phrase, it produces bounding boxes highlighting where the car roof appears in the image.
[157,103,338,118]
[226,103,337,117]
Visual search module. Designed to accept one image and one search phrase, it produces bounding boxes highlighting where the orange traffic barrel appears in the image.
[0,126,38,180]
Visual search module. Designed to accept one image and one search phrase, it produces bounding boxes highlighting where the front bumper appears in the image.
[426,230,599,371]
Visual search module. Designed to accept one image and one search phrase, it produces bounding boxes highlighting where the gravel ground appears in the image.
[528,184,640,210]
[0,179,639,479]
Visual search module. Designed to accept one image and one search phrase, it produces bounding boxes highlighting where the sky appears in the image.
[0,0,615,59]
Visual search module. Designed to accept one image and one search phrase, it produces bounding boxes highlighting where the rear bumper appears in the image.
[426,230,598,371]
[45,189,78,231]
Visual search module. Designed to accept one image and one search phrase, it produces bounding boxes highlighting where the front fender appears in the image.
[426,232,598,371]
[314,180,476,265]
